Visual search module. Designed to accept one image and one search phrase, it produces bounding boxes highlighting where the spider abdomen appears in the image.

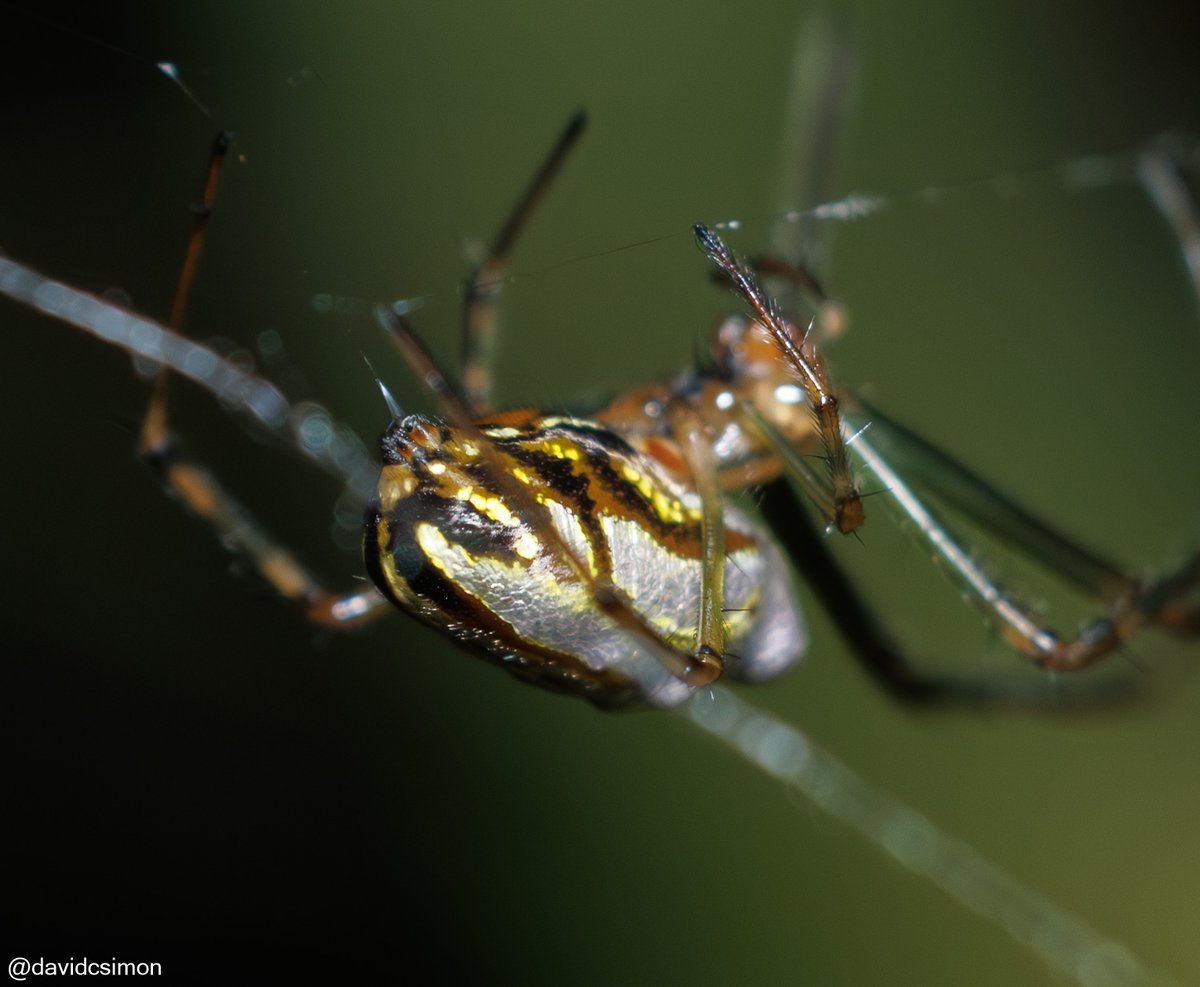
[366,413,806,707]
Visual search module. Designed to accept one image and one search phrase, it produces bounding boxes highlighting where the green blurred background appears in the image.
[4,1,1200,983]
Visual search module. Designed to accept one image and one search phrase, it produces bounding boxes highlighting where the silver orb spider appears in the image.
[4,13,1200,986]
[15,115,1191,711]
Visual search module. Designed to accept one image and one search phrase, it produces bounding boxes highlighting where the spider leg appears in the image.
[1137,134,1200,315]
[1,246,393,629]
[846,417,1199,672]
[133,133,389,630]
[460,111,586,415]
[697,224,864,534]
[765,12,857,339]
[138,131,230,461]
[849,399,1136,604]
[141,437,390,628]
[759,477,1138,710]
[669,404,729,668]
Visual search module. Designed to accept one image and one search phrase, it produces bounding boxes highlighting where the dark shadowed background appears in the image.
[3,2,1200,983]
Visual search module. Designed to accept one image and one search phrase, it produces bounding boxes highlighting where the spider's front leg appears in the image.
[134,132,388,630]
[459,111,587,416]
[695,224,864,535]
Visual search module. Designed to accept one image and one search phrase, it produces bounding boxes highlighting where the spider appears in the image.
[5,17,1200,984]
[14,112,1191,714]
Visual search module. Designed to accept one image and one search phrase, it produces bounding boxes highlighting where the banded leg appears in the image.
[140,440,390,628]
[460,111,587,415]
[137,133,389,630]
[139,131,230,460]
